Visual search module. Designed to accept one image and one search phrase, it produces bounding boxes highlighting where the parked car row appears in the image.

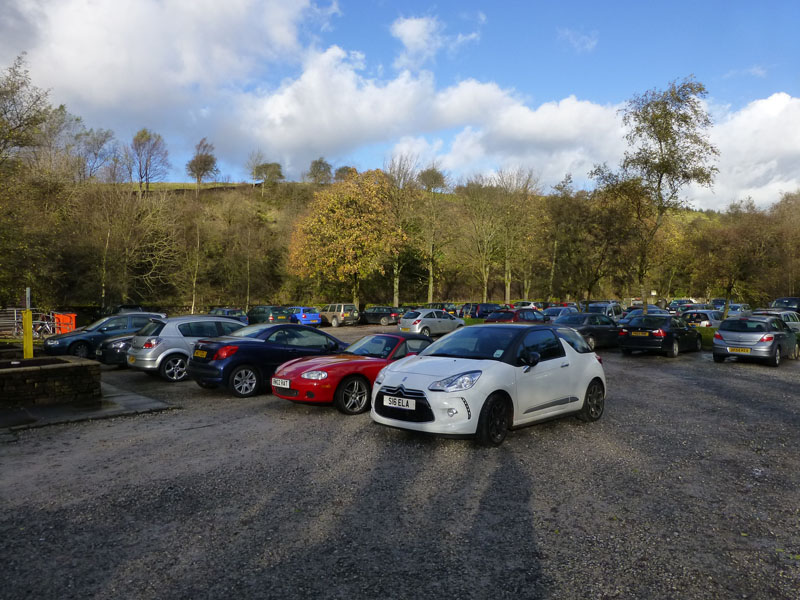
[42,299,800,447]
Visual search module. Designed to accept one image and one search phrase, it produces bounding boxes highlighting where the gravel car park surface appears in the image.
[2,325,799,599]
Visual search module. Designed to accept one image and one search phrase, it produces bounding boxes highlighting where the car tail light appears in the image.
[301,313,307,319]
[391,313,399,317]
[714,332,723,340]
[412,319,421,325]
[618,329,628,336]
[653,329,666,338]
[759,334,774,342]
[595,355,603,364]
[213,345,239,360]
[142,337,162,349]
[268,315,274,321]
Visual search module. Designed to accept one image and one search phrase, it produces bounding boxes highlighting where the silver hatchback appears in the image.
[398,309,464,337]
[127,315,245,381]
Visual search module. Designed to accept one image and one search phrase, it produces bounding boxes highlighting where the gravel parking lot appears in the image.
[2,325,799,599]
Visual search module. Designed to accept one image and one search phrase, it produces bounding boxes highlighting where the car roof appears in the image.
[161,314,242,323]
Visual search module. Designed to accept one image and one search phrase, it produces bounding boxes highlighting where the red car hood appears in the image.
[274,353,385,377]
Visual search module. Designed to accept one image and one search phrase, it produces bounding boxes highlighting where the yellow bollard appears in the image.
[22,309,33,359]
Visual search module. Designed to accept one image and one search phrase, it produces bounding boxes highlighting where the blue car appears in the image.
[43,312,164,358]
[287,306,321,326]
[187,323,348,397]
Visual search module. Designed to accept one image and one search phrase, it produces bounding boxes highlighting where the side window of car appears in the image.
[672,318,686,328]
[599,315,614,326]
[518,329,565,362]
[771,319,785,331]
[131,316,152,329]
[407,339,431,354]
[179,321,218,337]
[287,329,331,349]
[268,329,290,345]
[218,321,243,335]
[392,342,407,359]
[104,317,128,331]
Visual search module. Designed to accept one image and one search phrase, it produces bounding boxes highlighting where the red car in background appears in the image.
[483,309,550,324]
[270,333,433,415]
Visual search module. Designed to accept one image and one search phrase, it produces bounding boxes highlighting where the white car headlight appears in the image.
[428,371,482,392]
[301,370,328,380]
[111,341,128,349]
[374,365,389,385]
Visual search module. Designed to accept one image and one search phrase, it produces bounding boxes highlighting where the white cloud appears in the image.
[689,93,800,209]
[723,65,768,79]
[557,28,598,53]
[390,14,481,70]
[1,2,797,205]
[391,16,445,70]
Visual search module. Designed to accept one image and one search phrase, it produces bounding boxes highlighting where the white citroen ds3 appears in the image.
[370,324,606,446]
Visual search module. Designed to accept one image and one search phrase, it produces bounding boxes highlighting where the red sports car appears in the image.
[270,333,433,415]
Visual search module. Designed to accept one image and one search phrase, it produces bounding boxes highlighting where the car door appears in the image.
[671,317,693,350]
[514,329,572,422]
[769,318,792,355]
[93,316,130,347]
[283,328,339,363]
[594,315,618,346]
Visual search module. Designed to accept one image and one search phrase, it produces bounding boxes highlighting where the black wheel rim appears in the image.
[488,400,508,443]
[586,381,604,419]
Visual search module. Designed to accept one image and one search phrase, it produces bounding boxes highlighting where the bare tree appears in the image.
[76,128,115,182]
[130,128,170,194]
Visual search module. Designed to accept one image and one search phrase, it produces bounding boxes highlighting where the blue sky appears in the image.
[2,0,799,209]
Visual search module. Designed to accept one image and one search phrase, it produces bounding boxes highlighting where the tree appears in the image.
[334,165,357,182]
[253,162,284,196]
[246,149,265,186]
[383,154,421,306]
[0,54,50,170]
[456,177,503,302]
[289,170,399,306]
[186,137,218,196]
[130,128,170,193]
[596,76,718,313]
[305,157,332,184]
[495,167,538,304]
[417,165,449,303]
[76,128,115,182]
[691,200,775,314]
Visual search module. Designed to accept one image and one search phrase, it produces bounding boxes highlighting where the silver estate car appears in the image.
[127,315,245,381]
[713,315,799,366]
[398,309,464,337]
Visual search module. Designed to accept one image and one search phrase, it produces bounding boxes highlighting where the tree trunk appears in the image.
[100,228,110,310]
[245,228,251,311]
[548,240,557,300]
[504,255,511,304]
[427,238,435,304]
[190,223,200,314]
[392,256,400,307]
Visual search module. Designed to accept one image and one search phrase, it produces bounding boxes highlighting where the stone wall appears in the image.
[0,356,101,408]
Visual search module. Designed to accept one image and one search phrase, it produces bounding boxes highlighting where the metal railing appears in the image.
[0,308,57,338]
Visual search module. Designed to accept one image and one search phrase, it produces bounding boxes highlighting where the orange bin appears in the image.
[54,313,77,334]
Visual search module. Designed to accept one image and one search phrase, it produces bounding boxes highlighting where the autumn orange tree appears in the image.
[289,170,402,306]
